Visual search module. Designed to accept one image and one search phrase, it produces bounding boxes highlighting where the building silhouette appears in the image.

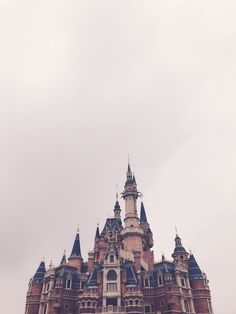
[25,163,213,314]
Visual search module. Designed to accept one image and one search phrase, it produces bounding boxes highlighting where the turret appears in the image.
[25,259,46,314]
[189,253,213,313]
[140,201,148,225]
[68,228,83,270]
[113,192,121,219]
[172,233,188,264]
[60,250,67,265]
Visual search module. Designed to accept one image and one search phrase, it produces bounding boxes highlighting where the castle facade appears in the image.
[25,164,213,314]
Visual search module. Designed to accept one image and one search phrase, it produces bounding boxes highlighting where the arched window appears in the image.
[107,270,117,281]
[110,255,114,263]
[184,299,190,313]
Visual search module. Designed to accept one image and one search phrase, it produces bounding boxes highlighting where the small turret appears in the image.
[68,228,83,270]
[60,250,67,265]
[32,259,46,283]
[189,253,204,281]
[113,192,121,219]
[172,233,188,257]
[25,258,46,314]
[189,253,213,313]
[95,224,100,239]
[140,201,148,224]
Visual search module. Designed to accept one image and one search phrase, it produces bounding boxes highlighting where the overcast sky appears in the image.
[0,1,236,313]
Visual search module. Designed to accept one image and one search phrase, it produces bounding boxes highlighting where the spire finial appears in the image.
[140,193,143,201]
[42,255,45,262]
[77,226,80,234]
[115,184,119,200]
[175,226,178,235]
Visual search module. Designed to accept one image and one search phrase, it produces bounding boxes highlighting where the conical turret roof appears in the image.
[189,253,204,280]
[32,259,46,283]
[140,201,148,223]
[70,229,82,258]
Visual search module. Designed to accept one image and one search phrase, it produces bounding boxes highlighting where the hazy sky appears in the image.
[1,1,236,313]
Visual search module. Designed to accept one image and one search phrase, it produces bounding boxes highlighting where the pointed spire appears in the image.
[113,192,121,218]
[189,253,204,280]
[60,250,67,265]
[70,228,82,258]
[32,258,46,283]
[140,201,148,224]
[95,224,100,239]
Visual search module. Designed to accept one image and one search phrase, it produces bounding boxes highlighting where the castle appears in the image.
[25,163,213,314]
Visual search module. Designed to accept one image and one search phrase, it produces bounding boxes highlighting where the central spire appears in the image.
[122,161,140,228]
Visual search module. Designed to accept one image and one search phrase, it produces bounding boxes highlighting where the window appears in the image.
[107,283,117,291]
[144,305,151,313]
[135,299,139,305]
[144,278,150,287]
[110,255,114,263]
[160,301,165,307]
[181,278,185,287]
[158,276,163,286]
[66,279,72,289]
[184,300,190,313]
[88,301,91,307]
[107,270,117,281]
[64,304,70,310]
[106,298,117,306]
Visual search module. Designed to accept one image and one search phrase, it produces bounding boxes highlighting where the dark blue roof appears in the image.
[152,262,176,286]
[123,261,137,286]
[95,226,100,239]
[140,202,148,224]
[32,261,46,283]
[60,251,67,265]
[70,232,82,258]
[101,218,122,235]
[87,263,102,287]
[114,200,121,210]
[189,254,204,280]
[55,266,80,290]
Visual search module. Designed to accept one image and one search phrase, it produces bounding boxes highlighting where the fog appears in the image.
[0,1,235,313]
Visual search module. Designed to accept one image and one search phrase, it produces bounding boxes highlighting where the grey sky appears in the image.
[0,1,235,313]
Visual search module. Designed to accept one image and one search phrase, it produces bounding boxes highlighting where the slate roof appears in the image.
[140,202,148,224]
[70,232,82,258]
[32,261,46,283]
[123,261,138,286]
[188,254,204,280]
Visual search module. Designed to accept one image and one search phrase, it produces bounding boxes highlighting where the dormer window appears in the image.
[158,276,163,286]
[144,278,150,287]
[66,279,72,289]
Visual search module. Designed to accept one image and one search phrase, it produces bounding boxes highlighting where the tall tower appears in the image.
[121,163,144,258]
